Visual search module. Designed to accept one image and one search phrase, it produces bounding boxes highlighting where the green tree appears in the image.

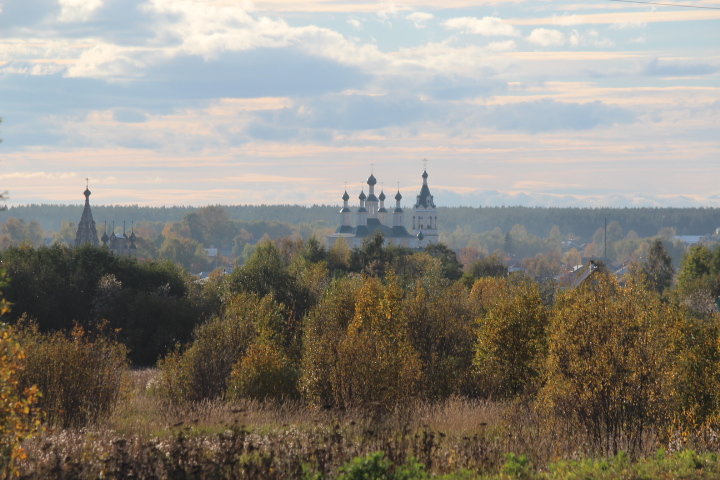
[159,236,209,272]
[158,292,283,402]
[423,243,462,280]
[640,239,674,293]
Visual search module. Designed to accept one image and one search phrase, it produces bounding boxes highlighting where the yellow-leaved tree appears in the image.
[539,273,677,455]
[334,275,423,408]
[1,271,41,478]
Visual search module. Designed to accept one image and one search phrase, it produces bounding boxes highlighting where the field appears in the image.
[12,369,720,479]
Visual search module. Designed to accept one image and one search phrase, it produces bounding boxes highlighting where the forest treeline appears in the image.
[3,204,719,274]
[4,203,720,240]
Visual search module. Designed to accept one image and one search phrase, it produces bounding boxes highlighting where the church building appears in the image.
[326,169,439,249]
[74,183,137,256]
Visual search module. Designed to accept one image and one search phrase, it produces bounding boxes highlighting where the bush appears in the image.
[333,277,423,408]
[15,320,127,428]
[227,341,298,401]
[300,276,362,407]
[158,292,285,403]
[539,274,677,455]
[473,276,547,399]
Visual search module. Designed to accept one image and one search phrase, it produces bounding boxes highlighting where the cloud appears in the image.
[644,58,718,77]
[443,16,519,37]
[527,28,565,47]
[406,11,434,29]
[482,99,635,132]
[58,0,105,23]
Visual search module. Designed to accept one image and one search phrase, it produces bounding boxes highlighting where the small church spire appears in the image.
[75,180,99,247]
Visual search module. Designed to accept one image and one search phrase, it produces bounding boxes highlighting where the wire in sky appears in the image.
[609,0,720,10]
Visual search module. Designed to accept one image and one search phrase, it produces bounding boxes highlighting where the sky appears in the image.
[1,0,719,208]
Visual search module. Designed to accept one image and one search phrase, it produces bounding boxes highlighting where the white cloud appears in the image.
[487,40,517,52]
[406,11,434,29]
[58,0,104,23]
[347,18,363,30]
[527,28,566,47]
[443,16,520,37]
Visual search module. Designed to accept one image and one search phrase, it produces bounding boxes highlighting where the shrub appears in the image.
[473,276,547,399]
[333,276,423,408]
[157,292,285,403]
[300,276,362,407]
[227,341,298,401]
[15,320,127,428]
[539,274,677,455]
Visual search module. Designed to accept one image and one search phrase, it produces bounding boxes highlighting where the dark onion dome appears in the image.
[342,191,350,201]
[83,187,91,197]
[422,169,428,179]
[367,173,377,185]
[378,191,386,201]
[395,190,402,201]
[417,231,425,241]
[130,231,137,241]
[359,190,367,201]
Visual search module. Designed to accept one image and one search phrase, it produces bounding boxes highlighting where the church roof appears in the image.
[75,184,99,247]
[414,169,436,209]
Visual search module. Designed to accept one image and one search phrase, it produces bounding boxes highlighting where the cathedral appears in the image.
[326,169,439,249]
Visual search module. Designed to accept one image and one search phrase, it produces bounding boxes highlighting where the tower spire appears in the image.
[75,181,99,247]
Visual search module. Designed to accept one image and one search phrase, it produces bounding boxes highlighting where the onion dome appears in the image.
[422,169,428,180]
[359,190,367,201]
[379,191,386,201]
[342,191,350,201]
[395,190,402,201]
[84,187,91,198]
[367,173,377,186]
[417,231,425,241]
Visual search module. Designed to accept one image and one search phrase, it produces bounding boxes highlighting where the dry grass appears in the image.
[17,369,685,479]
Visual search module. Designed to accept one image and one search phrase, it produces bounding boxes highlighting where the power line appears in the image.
[609,0,720,10]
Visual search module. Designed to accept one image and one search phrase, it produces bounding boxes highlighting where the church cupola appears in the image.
[340,190,352,227]
[366,173,379,218]
[357,189,368,226]
[75,180,99,247]
[378,190,387,223]
[393,189,404,227]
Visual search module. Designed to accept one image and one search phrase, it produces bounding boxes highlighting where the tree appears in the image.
[158,236,209,273]
[158,292,284,402]
[424,243,462,280]
[539,274,677,455]
[473,276,547,398]
[334,276,422,408]
[0,271,41,477]
[640,239,674,293]
[300,276,362,407]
